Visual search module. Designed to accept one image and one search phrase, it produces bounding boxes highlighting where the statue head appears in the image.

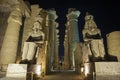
[84,12,97,29]
[85,12,94,21]
[34,15,43,23]
[32,21,42,34]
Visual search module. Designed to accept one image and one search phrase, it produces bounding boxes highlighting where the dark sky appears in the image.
[27,0,120,56]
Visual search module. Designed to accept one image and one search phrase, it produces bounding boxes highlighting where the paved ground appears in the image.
[0,71,86,80]
[39,71,85,80]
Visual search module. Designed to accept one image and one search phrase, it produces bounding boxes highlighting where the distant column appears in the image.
[66,8,80,69]
[0,5,23,70]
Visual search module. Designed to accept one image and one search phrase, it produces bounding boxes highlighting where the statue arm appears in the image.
[26,32,32,41]
[98,29,101,35]
[82,30,86,39]
[96,29,102,38]
[82,29,90,41]
[42,32,45,41]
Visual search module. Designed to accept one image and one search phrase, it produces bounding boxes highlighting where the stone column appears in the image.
[64,31,71,70]
[66,8,80,69]
[46,9,58,73]
[0,5,23,70]
[53,28,59,70]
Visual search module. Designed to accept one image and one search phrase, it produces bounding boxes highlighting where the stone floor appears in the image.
[0,71,87,80]
[38,71,85,80]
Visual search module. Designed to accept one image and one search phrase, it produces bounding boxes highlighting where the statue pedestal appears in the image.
[95,62,120,80]
[6,64,27,79]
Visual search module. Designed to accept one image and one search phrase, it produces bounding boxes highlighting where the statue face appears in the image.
[85,16,90,20]
[32,28,38,33]
[88,26,95,31]
[85,15,93,21]
[32,21,42,31]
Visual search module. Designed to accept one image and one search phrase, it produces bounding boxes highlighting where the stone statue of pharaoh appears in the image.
[21,17,45,62]
[82,12,105,60]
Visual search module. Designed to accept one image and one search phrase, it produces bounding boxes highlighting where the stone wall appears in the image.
[106,31,120,61]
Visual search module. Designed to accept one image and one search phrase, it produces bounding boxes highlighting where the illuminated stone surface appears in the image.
[53,27,59,70]
[46,9,58,73]
[6,64,27,79]
[95,62,120,80]
[39,71,84,80]
[63,30,71,70]
[66,8,80,69]
[0,0,30,71]
[0,1,120,80]
[106,31,120,61]
[0,4,23,66]
[82,13,105,58]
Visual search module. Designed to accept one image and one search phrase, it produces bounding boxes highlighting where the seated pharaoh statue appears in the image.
[82,12,105,61]
[20,16,45,64]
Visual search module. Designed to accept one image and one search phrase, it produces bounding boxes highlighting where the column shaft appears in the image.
[66,9,80,69]
[46,9,57,73]
[0,5,22,70]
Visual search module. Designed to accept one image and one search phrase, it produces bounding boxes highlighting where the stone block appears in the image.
[95,62,120,80]
[6,64,27,79]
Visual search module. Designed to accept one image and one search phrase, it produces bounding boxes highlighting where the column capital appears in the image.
[47,9,58,21]
[8,4,23,25]
[67,10,80,20]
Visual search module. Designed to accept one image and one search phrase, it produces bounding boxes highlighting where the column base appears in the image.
[1,64,8,71]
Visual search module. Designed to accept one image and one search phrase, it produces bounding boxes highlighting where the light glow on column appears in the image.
[84,63,90,76]
[35,65,42,75]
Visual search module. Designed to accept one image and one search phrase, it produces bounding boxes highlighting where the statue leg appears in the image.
[22,42,29,60]
[99,39,105,58]
[26,42,37,60]
[91,40,100,57]
[82,43,90,63]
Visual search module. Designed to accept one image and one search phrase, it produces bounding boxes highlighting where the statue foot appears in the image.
[20,59,29,64]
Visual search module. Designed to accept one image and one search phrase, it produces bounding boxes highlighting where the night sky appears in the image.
[27,0,120,57]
